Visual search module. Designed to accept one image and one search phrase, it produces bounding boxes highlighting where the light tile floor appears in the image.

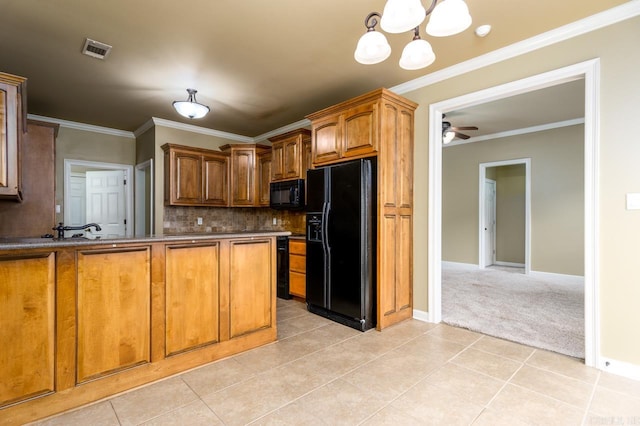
[31,299,640,426]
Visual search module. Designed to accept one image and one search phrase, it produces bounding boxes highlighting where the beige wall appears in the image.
[55,127,136,224]
[406,16,640,365]
[494,164,526,265]
[442,126,583,275]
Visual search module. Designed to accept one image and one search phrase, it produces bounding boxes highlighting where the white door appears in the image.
[85,170,126,238]
[69,173,86,226]
[483,179,496,267]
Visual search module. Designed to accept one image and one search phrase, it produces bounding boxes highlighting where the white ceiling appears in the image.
[0,1,624,137]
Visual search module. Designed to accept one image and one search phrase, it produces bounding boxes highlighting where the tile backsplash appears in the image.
[163,206,306,235]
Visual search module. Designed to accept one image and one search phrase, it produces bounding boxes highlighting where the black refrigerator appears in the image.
[306,158,376,331]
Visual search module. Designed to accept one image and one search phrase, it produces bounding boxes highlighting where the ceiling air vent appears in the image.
[82,38,112,60]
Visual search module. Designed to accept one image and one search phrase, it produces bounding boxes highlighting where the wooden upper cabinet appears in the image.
[221,144,271,207]
[0,72,27,201]
[162,144,229,207]
[268,129,311,182]
[173,150,201,204]
[203,153,229,206]
[307,96,379,167]
[257,151,271,207]
[343,100,378,159]
[310,115,341,166]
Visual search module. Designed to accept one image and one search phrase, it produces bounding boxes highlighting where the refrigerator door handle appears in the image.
[323,202,331,249]
[321,200,331,308]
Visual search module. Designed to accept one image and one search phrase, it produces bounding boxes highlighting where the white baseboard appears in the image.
[413,308,435,323]
[599,357,640,381]
[529,270,584,281]
[495,261,525,268]
[442,261,478,270]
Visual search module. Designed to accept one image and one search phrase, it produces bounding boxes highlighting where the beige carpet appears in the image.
[442,262,585,359]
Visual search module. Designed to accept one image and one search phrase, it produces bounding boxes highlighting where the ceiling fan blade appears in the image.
[451,126,479,131]
[456,132,471,140]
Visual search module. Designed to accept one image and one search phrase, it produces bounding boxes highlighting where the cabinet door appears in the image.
[0,253,55,407]
[270,142,284,181]
[229,148,256,206]
[228,239,273,338]
[288,240,306,298]
[303,140,312,179]
[283,138,301,179]
[202,154,229,206]
[311,114,342,166]
[173,150,202,204]
[257,152,271,207]
[342,100,378,159]
[76,247,151,383]
[377,102,414,330]
[165,244,220,356]
[0,76,23,200]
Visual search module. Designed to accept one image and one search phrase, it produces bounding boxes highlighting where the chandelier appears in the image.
[354,0,472,70]
[173,88,210,119]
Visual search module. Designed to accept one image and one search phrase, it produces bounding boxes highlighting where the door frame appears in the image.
[135,159,154,236]
[481,177,497,268]
[479,159,531,273]
[427,59,600,367]
[64,159,134,237]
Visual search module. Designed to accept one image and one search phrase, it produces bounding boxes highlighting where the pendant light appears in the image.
[173,88,210,119]
[354,0,473,70]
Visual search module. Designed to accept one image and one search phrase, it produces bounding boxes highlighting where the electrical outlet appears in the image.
[197,217,203,225]
[272,217,277,225]
[626,193,640,210]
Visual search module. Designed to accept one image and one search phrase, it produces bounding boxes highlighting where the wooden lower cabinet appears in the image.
[165,243,220,356]
[288,239,306,298]
[229,239,273,338]
[76,247,151,382]
[0,252,55,407]
[0,235,277,425]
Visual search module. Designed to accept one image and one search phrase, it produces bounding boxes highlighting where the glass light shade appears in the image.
[443,130,456,144]
[380,0,427,34]
[354,31,392,64]
[426,0,472,37]
[173,100,210,119]
[399,39,435,70]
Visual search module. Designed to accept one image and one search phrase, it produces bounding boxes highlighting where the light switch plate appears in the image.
[626,193,640,210]
[197,217,203,225]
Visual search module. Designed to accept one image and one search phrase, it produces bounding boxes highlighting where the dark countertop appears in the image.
[288,234,306,240]
[0,231,292,251]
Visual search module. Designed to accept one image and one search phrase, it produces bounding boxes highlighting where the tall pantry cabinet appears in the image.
[306,88,417,330]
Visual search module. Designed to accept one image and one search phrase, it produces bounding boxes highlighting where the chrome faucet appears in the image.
[53,222,102,239]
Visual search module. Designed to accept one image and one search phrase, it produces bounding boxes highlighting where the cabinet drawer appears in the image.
[289,271,306,298]
[289,240,306,255]
[289,253,306,273]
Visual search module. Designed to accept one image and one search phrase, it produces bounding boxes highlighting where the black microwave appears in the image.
[269,179,305,210]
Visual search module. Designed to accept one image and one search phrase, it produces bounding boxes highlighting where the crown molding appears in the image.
[254,119,311,142]
[27,114,136,139]
[391,1,640,95]
[147,117,254,143]
[443,118,585,148]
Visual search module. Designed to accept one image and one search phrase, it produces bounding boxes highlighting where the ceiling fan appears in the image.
[442,114,478,144]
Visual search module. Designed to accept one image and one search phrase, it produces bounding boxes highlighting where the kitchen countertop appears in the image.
[0,230,292,250]
[289,234,306,240]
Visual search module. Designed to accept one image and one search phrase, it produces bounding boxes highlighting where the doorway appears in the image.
[427,59,599,366]
[64,159,134,238]
[479,159,531,273]
[135,159,154,236]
